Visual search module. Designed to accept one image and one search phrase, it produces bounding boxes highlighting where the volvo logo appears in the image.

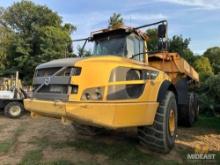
[44,77,51,85]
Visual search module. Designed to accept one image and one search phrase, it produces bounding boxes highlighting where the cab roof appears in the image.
[90,25,148,41]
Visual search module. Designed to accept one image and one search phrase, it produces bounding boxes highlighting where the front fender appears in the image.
[157,80,177,103]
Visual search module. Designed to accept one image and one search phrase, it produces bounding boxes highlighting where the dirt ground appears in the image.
[0,113,219,165]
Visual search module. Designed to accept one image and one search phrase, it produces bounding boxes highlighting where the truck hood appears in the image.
[36,55,159,72]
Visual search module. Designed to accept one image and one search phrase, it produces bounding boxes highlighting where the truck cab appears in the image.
[92,28,146,62]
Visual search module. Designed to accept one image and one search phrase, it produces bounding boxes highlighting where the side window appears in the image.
[139,39,144,61]
[127,34,145,61]
[127,38,134,58]
[133,37,139,56]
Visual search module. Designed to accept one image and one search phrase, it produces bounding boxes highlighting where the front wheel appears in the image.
[4,101,24,118]
[138,91,177,153]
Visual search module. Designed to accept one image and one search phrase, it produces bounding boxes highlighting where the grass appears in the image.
[19,149,43,165]
[215,152,220,164]
[194,115,220,131]
[28,135,179,165]
[42,160,99,165]
[19,149,73,165]
[20,136,76,165]
[0,140,13,153]
[43,160,74,165]
[15,115,220,164]
[0,126,25,153]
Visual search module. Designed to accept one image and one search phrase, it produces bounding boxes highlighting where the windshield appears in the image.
[93,35,126,56]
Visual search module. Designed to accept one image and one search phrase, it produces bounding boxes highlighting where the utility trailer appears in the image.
[24,20,199,153]
[0,72,27,118]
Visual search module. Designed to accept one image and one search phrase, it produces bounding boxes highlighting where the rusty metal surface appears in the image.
[148,52,199,83]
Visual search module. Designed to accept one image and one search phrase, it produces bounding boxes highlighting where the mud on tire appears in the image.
[138,91,177,153]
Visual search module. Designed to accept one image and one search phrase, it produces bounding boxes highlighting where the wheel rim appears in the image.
[169,109,175,136]
[9,105,21,116]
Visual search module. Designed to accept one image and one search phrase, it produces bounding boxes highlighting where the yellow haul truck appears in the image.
[24,20,199,153]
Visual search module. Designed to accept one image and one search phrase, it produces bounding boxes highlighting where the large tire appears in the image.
[73,122,106,136]
[194,94,199,121]
[4,101,24,118]
[178,92,199,127]
[138,91,177,153]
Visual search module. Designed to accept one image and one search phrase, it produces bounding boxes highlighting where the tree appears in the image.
[0,0,75,83]
[198,74,220,114]
[146,29,194,64]
[38,26,73,61]
[76,45,92,57]
[193,56,213,81]
[146,28,158,51]
[108,13,124,28]
[169,35,194,63]
[2,0,62,33]
[0,26,13,73]
[203,47,220,74]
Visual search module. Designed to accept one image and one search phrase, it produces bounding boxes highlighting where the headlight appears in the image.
[72,67,81,76]
[71,85,78,94]
[81,87,104,101]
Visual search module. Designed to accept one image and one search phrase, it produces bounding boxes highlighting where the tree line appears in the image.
[0,0,75,83]
[0,1,219,113]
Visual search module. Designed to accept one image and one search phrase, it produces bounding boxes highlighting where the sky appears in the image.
[1,0,220,54]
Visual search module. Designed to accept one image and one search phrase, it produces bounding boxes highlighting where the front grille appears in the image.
[32,84,70,101]
[35,67,62,77]
[35,67,74,77]
[32,66,81,101]
[37,85,68,94]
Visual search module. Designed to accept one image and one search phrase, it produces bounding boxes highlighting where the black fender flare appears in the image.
[157,80,177,103]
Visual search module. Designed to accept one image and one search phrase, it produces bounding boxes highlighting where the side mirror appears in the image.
[158,24,167,38]
[158,40,168,50]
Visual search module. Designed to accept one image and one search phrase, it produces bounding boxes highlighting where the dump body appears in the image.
[148,52,199,84]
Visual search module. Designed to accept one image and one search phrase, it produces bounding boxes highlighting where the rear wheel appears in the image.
[72,122,106,136]
[138,91,177,153]
[178,92,199,127]
[194,94,199,121]
[4,101,24,118]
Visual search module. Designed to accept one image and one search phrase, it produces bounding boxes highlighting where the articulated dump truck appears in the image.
[24,20,199,153]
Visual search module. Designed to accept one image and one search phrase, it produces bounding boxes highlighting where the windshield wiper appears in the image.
[72,37,92,57]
